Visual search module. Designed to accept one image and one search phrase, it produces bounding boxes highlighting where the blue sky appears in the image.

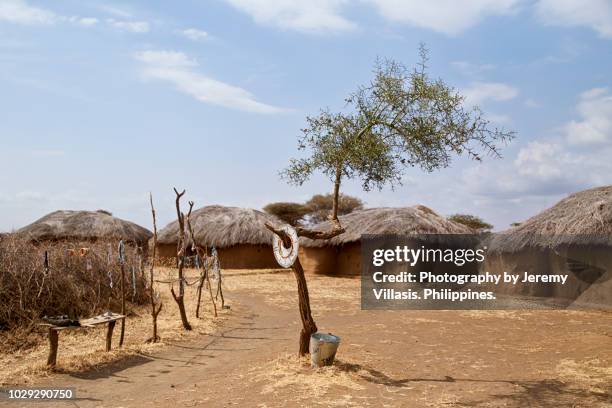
[1,0,611,231]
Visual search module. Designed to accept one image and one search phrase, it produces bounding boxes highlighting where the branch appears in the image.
[265,218,345,243]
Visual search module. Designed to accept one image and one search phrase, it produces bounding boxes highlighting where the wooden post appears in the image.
[119,240,126,346]
[106,320,116,352]
[47,328,58,367]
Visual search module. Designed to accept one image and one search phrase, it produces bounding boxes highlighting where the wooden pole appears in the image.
[47,328,58,366]
[119,240,126,346]
[106,320,116,351]
[149,193,162,342]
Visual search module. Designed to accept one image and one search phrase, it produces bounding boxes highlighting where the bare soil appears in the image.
[2,269,611,407]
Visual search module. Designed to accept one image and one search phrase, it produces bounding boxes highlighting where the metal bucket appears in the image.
[310,332,341,367]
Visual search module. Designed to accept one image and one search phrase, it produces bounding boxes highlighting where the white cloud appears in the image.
[461,82,519,106]
[367,0,523,35]
[0,0,56,25]
[514,141,579,180]
[451,60,496,76]
[107,18,150,33]
[97,4,132,18]
[565,88,612,145]
[456,88,612,225]
[179,28,209,41]
[134,50,289,114]
[223,0,355,33]
[134,50,197,68]
[535,0,612,39]
[66,16,98,27]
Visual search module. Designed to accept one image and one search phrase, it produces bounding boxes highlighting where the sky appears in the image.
[1,0,612,232]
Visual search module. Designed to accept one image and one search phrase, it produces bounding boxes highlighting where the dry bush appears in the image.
[0,234,148,350]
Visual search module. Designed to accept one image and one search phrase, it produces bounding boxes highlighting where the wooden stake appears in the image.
[118,240,126,346]
[106,320,116,351]
[149,193,162,342]
[47,328,58,367]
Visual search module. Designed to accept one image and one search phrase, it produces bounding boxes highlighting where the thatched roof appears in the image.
[488,185,612,252]
[300,206,473,248]
[156,205,282,248]
[17,210,152,245]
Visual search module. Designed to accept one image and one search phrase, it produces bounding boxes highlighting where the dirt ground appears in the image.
[1,268,611,407]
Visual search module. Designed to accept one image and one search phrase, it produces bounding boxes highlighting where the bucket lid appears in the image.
[311,332,340,343]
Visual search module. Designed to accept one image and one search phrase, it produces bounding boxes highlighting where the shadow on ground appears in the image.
[334,360,611,407]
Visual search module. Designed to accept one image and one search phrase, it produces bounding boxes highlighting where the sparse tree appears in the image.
[447,214,493,233]
[263,202,310,226]
[305,193,364,224]
[267,45,514,356]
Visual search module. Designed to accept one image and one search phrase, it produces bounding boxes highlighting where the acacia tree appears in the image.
[447,214,493,233]
[263,202,310,226]
[305,193,364,224]
[266,45,514,356]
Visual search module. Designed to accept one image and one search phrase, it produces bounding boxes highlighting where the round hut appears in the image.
[17,210,152,246]
[156,205,282,269]
[299,206,473,276]
[485,185,612,309]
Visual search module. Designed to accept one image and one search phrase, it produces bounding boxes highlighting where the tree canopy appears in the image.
[263,202,310,226]
[447,214,493,233]
[282,45,514,212]
[263,193,364,226]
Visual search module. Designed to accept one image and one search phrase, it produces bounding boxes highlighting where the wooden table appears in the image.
[38,312,126,367]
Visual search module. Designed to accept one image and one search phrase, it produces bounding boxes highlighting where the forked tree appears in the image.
[171,188,192,330]
[266,45,515,356]
[186,201,218,318]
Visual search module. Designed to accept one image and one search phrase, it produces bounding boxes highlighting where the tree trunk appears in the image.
[172,189,192,331]
[291,258,317,356]
[171,287,191,330]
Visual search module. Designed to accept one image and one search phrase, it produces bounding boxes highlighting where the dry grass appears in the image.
[223,269,359,311]
[301,206,473,248]
[489,185,612,251]
[248,353,365,403]
[556,358,612,394]
[0,234,148,333]
[157,205,282,248]
[0,267,227,385]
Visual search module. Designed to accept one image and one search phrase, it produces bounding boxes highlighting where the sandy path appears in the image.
[18,290,296,408]
[2,271,611,407]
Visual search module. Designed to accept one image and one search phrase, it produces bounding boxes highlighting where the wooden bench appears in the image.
[38,312,125,367]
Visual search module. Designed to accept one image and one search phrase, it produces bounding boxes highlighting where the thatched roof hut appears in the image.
[299,206,473,276]
[156,205,282,269]
[488,185,612,253]
[484,186,612,309]
[18,210,152,246]
[301,206,473,248]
